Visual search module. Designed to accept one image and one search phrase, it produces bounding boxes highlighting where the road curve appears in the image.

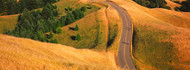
[105,2,136,70]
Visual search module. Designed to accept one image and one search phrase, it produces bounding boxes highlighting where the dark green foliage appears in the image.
[56,27,62,34]
[65,7,72,12]
[42,3,58,19]
[59,16,66,27]
[5,6,87,43]
[65,13,75,25]
[50,38,58,43]
[75,34,81,41]
[81,6,87,12]
[48,32,54,39]
[0,0,59,15]
[74,25,79,31]
[5,3,59,43]
[133,0,168,8]
[178,0,190,12]
[72,9,84,20]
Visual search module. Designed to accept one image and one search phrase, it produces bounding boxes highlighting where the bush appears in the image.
[50,38,58,43]
[75,34,81,41]
[48,32,54,39]
[81,6,87,12]
[133,0,168,8]
[56,27,62,34]
[74,24,79,31]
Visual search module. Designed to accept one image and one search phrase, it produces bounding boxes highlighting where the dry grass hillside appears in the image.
[111,0,190,69]
[0,34,118,70]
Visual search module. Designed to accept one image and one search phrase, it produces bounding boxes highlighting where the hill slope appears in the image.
[111,0,190,69]
[0,34,117,70]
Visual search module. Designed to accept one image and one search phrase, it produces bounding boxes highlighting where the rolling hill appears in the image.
[111,0,190,69]
[0,34,117,70]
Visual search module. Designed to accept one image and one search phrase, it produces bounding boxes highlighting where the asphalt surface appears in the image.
[105,2,136,70]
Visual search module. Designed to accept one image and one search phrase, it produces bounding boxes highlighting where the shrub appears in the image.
[48,32,54,39]
[133,0,168,9]
[50,38,58,43]
[75,34,81,41]
[56,27,62,34]
[81,6,87,12]
[74,24,79,31]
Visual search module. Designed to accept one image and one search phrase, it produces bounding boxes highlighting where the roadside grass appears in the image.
[132,24,178,70]
[0,15,18,33]
[106,6,122,52]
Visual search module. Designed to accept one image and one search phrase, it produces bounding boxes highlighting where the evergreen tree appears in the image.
[74,24,79,31]
[81,6,87,12]
[56,27,62,34]
[65,13,75,25]
[48,32,54,39]
[75,34,81,41]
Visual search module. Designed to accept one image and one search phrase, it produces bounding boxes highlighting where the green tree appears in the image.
[42,5,54,19]
[74,24,79,31]
[50,38,58,43]
[56,27,62,34]
[65,13,75,25]
[48,32,54,39]
[75,34,81,41]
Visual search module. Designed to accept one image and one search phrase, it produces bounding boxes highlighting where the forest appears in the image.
[175,0,190,12]
[133,0,171,9]
[4,3,86,43]
[0,0,59,15]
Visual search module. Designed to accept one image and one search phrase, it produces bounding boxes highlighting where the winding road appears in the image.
[90,0,136,69]
[105,2,136,70]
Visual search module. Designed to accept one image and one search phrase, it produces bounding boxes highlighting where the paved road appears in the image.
[105,2,136,70]
[89,0,136,69]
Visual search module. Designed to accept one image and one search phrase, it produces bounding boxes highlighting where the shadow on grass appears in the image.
[70,36,76,40]
[69,27,75,31]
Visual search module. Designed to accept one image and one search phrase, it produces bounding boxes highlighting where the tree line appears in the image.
[133,0,171,9]
[174,0,190,12]
[4,3,86,43]
[0,0,59,15]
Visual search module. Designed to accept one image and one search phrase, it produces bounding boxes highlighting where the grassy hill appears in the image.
[0,34,117,70]
[111,0,190,69]
[54,3,122,51]
[0,14,18,33]
[0,0,123,69]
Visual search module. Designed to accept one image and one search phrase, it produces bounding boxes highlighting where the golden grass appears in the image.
[0,34,118,70]
[111,0,190,69]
